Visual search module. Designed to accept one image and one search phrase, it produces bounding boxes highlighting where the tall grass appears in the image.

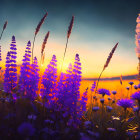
[0,21,8,41]
[41,31,50,64]
[95,43,118,93]
[60,16,74,74]
[32,12,48,63]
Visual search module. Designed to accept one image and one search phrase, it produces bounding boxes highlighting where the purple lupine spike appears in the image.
[91,81,96,92]
[56,62,75,117]
[28,57,40,100]
[18,41,32,97]
[67,54,82,127]
[4,52,11,92]
[80,88,88,113]
[57,55,80,117]
[40,55,58,107]
[4,36,17,93]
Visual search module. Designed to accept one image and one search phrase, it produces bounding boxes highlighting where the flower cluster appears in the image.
[117,99,134,110]
[98,88,110,97]
[4,36,17,93]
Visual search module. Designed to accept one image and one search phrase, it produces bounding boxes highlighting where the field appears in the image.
[0,11,140,140]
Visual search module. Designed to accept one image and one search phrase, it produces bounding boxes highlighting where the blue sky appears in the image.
[0,0,140,78]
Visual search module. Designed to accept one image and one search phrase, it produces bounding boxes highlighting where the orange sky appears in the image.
[0,38,138,79]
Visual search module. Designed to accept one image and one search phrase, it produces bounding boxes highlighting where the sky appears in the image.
[0,0,140,78]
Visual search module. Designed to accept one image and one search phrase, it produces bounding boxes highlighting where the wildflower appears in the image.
[91,81,96,92]
[17,122,35,136]
[40,55,57,105]
[98,88,110,97]
[133,107,139,113]
[84,121,92,129]
[18,41,32,96]
[129,82,134,86]
[28,114,37,120]
[117,99,134,110]
[29,57,40,100]
[106,106,113,112]
[126,131,134,137]
[134,85,138,90]
[93,96,97,100]
[107,128,116,132]
[112,100,115,103]
[87,130,100,138]
[44,119,54,124]
[131,91,140,102]
[92,106,99,112]
[100,98,104,104]
[80,88,88,113]
[138,84,140,88]
[84,121,91,126]
[126,87,130,90]
[4,36,17,93]
[108,97,111,101]
[112,90,117,95]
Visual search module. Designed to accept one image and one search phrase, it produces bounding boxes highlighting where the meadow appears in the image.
[0,12,140,140]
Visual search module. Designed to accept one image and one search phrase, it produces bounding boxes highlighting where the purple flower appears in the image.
[107,128,116,132]
[129,82,134,85]
[112,100,115,103]
[133,107,139,112]
[93,96,97,100]
[80,88,88,112]
[98,88,110,97]
[126,87,130,90]
[134,85,138,89]
[100,98,104,104]
[92,106,99,112]
[112,90,117,95]
[131,91,140,102]
[106,106,113,112]
[28,114,37,120]
[4,36,17,93]
[91,81,96,92]
[108,97,111,101]
[17,122,35,136]
[40,55,58,106]
[138,84,140,88]
[117,99,134,110]
[18,41,32,96]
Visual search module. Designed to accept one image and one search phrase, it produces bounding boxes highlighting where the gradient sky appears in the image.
[0,0,140,78]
